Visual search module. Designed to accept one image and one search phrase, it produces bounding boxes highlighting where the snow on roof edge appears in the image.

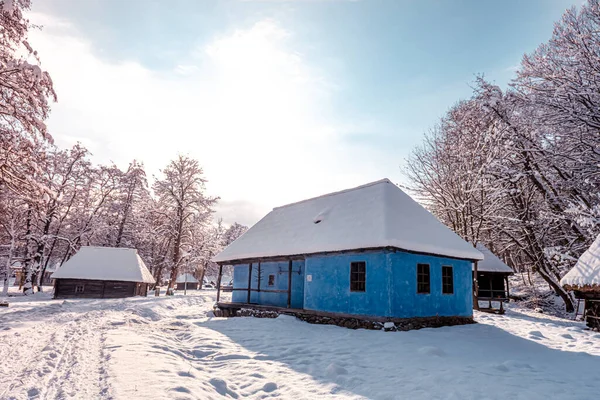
[560,234,600,290]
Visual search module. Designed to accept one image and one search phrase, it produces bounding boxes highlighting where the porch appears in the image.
[216,259,303,309]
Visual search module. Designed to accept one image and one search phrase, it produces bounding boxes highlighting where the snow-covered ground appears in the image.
[1,290,599,400]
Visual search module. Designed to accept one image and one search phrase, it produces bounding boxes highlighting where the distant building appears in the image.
[52,246,155,299]
[175,273,199,291]
[40,263,59,286]
[561,235,600,330]
[473,244,514,313]
[214,179,483,322]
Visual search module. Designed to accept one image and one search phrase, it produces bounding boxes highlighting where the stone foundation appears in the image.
[214,306,475,331]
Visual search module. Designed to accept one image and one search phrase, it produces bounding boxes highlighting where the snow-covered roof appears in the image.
[176,273,198,283]
[560,234,600,290]
[474,244,513,274]
[214,179,484,263]
[51,246,155,284]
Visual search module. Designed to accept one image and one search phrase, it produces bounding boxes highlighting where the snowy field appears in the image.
[1,290,599,400]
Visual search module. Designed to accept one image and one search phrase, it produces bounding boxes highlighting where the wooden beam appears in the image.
[230,288,289,293]
[216,264,223,303]
[473,261,479,311]
[257,261,261,293]
[287,259,292,308]
[247,263,253,304]
[217,245,481,267]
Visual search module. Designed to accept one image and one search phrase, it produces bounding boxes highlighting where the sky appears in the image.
[27,0,578,226]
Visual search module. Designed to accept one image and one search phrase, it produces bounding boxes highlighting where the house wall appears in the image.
[303,250,473,318]
[232,260,305,309]
[54,279,139,299]
[176,282,198,291]
[387,251,473,318]
[303,252,392,316]
[229,249,473,319]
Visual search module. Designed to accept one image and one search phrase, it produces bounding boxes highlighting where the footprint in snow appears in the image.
[209,378,238,398]
[263,382,278,393]
[170,386,191,394]
[528,330,545,339]
[560,333,575,340]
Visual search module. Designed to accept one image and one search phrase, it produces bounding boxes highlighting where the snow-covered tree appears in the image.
[405,0,600,315]
[152,155,217,290]
[0,0,56,196]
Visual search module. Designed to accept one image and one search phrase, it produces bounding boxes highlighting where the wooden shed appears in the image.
[175,273,199,291]
[561,235,600,330]
[473,244,513,313]
[51,246,155,299]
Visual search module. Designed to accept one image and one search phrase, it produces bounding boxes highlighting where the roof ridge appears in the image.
[273,178,393,210]
[81,246,136,251]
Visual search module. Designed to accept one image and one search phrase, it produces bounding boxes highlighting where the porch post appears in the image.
[216,264,223,303]
[287,259,292,308]
[473,261,479,311]
[247,263,253,304]
[505,275,510,299]
[257,261,261,293]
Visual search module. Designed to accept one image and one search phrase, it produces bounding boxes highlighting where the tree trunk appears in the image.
[198,265,206,290]
[537,266,574,313]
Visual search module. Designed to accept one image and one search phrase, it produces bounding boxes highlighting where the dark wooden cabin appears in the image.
[52,246,155,299]
[175,273,199,291]
[473,244,513,313]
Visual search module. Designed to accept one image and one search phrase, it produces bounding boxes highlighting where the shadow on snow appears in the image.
[201,314,600,399]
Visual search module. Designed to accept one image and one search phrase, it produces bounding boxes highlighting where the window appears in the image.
[442,266,453,294]
[417,264,430,294]
[350,261,366,292]
[75,284,84,294]
[268,274,275,286]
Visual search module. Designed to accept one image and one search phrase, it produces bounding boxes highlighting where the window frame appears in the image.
[417,263,430,294]
[350,261,366,292]
[442,265,454,295]
[267,274,275,287]
[75,284,85,294]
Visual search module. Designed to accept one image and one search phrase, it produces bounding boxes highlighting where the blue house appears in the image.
[214,179,484,320]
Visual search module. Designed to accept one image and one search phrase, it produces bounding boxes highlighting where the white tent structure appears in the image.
[52,247,155,298]
[214,179,483,264]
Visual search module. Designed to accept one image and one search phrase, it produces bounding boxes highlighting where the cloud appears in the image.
[28,12,387,225]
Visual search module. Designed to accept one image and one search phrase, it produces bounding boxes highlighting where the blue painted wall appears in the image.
[303,250,472,318]
[232,260,305,309]
[387,251,473,318]
[231,249,473,318]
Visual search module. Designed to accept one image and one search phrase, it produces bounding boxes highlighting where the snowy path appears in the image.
[1,292,599,400]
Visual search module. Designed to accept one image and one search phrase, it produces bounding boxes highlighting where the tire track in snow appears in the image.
[0,308,113,400]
